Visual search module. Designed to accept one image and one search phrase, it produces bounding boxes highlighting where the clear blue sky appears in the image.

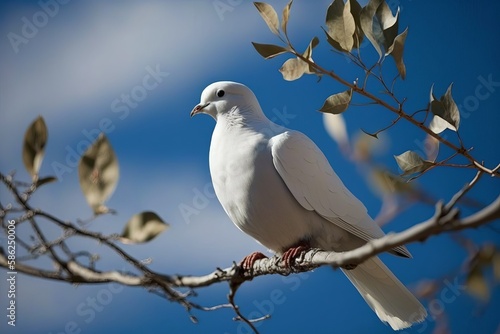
[1,1,499,333]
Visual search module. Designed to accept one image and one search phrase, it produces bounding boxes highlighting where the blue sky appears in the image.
[1,0,500,333]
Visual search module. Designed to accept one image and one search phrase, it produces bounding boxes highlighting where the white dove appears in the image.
[190,81,427,330]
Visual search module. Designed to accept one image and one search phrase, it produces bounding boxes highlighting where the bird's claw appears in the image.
[240,252,268,270]
[281,245,309,267]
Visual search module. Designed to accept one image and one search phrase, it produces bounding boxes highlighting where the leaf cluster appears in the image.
[21,117,168,244]
[251,0,497,181]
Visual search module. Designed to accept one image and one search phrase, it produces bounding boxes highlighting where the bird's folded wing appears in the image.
[270,130,392,244]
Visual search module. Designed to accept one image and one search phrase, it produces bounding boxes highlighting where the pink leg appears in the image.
[240,252,268,270]
[281,243,310,267]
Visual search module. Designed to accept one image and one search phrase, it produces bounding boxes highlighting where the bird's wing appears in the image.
[270,130,400,248]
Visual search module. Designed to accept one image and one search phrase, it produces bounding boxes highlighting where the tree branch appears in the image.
[291,51,500,177]
[4,191,497,290]
[174,192,500,287]
[1,161,499,334]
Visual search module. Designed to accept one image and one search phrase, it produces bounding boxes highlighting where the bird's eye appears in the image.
[216,89,225,98]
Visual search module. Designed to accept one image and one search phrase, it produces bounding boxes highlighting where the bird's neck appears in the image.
[219,104,270,128]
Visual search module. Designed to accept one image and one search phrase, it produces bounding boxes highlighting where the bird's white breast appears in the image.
[208,120,315,252]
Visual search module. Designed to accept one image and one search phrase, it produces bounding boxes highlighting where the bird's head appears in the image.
[190,81,262,121]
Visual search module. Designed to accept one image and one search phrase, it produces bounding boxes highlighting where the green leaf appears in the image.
[251,42,288,59]
[120,211,169,244]
[387,27,408,79]
[429,83,460,133]
[394,150,434,176]
[78,133,119,214]
[325,0,356,52]
[279,57,308,81]
[281,0,293,36]
[254,2,280,36]
[466,267,490,301]
[22,116,48,180]
[318,89,353,114]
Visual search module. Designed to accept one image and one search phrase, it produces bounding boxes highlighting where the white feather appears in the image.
[193,81,427,330]
[271,130,410,257]
[342,257,427,330]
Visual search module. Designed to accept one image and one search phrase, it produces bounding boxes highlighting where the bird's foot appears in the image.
[240,252,268,270]
[281,244,310,267]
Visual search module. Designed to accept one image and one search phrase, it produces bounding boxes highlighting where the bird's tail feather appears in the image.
[341,257,427,330]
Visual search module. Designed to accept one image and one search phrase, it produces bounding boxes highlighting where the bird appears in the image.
[190,81,427,330]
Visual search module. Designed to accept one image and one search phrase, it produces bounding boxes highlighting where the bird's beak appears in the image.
[190,102,210,117]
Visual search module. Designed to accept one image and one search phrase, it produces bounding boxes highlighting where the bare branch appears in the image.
[445,171,483,211]
[173,192,500,288]
[5,192,498,288]
[2,173,499,291]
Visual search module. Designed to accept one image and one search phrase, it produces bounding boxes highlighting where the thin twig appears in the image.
[445,171,483,212]
[228,277,260,334]
[291,51,499,177]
